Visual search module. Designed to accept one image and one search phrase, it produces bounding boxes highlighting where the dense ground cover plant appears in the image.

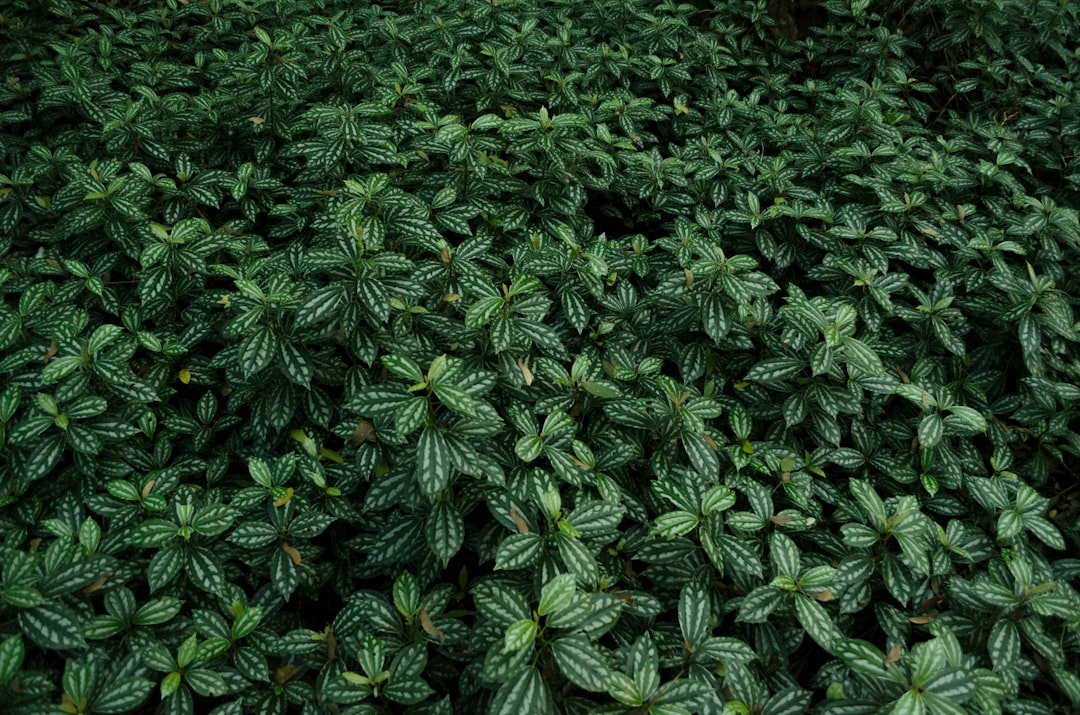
[0,0,1079,712]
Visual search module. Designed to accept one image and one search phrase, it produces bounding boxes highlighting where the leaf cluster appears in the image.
[0,0,1078,714]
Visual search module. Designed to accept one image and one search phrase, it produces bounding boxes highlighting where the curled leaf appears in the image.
[420,609,446,644]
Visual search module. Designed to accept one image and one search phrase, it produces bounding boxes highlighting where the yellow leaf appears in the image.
[568,453,590,469]
[324,625,337,662]
[282,542,302,566]
[273,663,302,685]
[884,643,902,668]
[82,572,111,594]
[349,420,377,446]
[420,609,446,644]
[178,369,191,384]
[274,487,294,507]
[516,357,533,386]
[510,507,529,534]
[319,447,344,464]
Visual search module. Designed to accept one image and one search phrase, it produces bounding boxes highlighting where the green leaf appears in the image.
[87,324,124,355]
[771,533,801,580]
[503,619,538,653]
[551,634,610,691]
[394,396,428,436]
[295,284,348,328]
[148,545,184,593]
[270,547,298,600]
[653,510,699,540]
[682,432,719,477]
[793,595,842,653]
[918,413,944,449]
[736,585,786,623]
[495,533,543,571]
[466,296,504,329]
[483,640,533,683]
[41,356,84,384]
[700,637,757,664]
[728,403,752,441]
[0,386,19,423]
[923,667,975,700]
[132,598,184,626]
[760,687,812,715]
[19,603,86,650]
[91,677,154,714]
[159,671,182,700]
[840,337,885,376]
[393,215,442,249]
[490,667,552,715]
[835,639,888,679]
[608,671,644,706]
[945,405,986,432]
[357,633,385,680]
[3,585,44,608]
[517,320,569,360]
[1025,516,1065,550]
[701,292,731,342]
[987,621,1019,671]
[184,668,226,697]
[538,573,577,617]
[555,532,600,587]
[1018,312,1040,355]
[383,353,424,382]
[431,186,456,209]
[393,571,421,616]
[278,340,313,386]
[920,692,969,715]
[850,479,886,527]
[997,509,1023,540]
[416,426,452,496]
[746,357,803,383]
[431,383,476,416]
[384,676,435,705]
[425,500,465,564]
[515,434,544,463]
[678,582,710,648]
[231,606,263,640]
[810,344,833,376]
[239,326,278,377]
[191,504,235,536]
[0,634,25,685]
[473,580,530,627]
[186,547,225,593]
[719,535,764,578]
[228,521,278,548]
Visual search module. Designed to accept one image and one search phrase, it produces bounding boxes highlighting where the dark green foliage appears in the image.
[0,0,1079,713]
